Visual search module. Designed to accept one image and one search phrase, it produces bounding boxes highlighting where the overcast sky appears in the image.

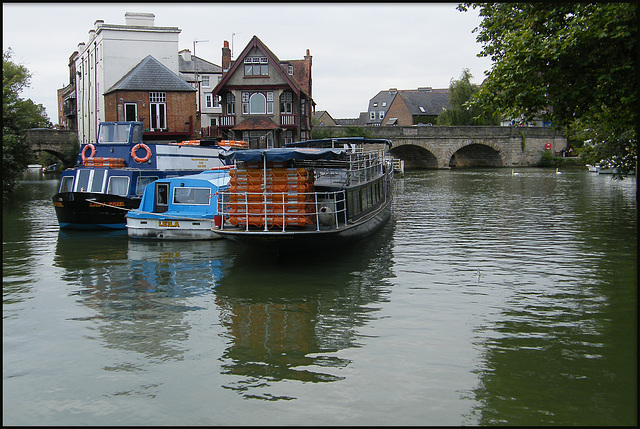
[3,2,493,123]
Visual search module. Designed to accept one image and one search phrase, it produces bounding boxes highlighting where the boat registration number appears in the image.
[159,220,180,227]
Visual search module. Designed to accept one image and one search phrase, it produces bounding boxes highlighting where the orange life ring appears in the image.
[131,143,152,163]
[81,143,96,161]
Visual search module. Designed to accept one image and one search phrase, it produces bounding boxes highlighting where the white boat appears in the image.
[215,137,394,253]
[126,168,232,240]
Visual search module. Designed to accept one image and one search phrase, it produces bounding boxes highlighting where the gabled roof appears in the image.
[105,55,196,94]
[211,35,308,98]
[179,55,222,74]
[398,89,449,116]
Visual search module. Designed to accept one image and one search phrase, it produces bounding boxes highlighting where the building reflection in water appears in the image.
[214,221,396,400]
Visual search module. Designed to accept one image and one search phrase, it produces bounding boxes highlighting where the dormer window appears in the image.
[244,56,269,76]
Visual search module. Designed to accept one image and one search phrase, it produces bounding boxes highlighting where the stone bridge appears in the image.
[27,126,568,169]
[319,125,567,169]
[26,128,77,160]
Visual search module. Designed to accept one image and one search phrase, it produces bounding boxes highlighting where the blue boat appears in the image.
[126,168,232,240]
[52,122,232,230]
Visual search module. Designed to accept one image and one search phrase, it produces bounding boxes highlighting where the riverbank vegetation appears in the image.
[459,3,637,176]
[3,49,51,200]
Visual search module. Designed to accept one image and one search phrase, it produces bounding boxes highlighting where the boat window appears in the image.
[136,176,159,196]
[90,170,107,193]
[60,176,74,193]
[155,183,169,213]
[107,176,130,196]
[76,170,91,192]
[173,187,211,205]
[98,123,131,144]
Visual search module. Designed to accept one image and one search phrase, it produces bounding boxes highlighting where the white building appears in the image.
[74,12,181,144]
[178,49,223,134]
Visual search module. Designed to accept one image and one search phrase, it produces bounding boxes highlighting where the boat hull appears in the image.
[52,192,138,229]
[216,197,392,252]
[127,217,222,240]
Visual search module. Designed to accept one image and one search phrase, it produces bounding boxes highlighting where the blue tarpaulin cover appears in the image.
[220,148,346,163]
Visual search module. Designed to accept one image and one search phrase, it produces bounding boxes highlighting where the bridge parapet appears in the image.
[314,126,567,168]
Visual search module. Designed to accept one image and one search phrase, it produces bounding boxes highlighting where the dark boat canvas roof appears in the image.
[221,147,347,163]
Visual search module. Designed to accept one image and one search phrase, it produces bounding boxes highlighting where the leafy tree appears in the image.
[458,3,637,174]
[437,68,499,125]
[3,49,51,199]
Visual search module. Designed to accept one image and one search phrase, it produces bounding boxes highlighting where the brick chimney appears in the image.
[222,40,231,75]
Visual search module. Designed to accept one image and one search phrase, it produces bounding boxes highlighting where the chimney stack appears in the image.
[222,40,231,75]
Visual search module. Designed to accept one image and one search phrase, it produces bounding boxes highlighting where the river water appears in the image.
[3,168,637,425]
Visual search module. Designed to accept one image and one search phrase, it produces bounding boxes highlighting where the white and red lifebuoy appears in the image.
[545,143,552,150]
[131,143,152,163]
[81,143,96,162]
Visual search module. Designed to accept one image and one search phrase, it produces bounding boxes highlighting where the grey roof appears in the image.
[179,55,222,74]
[105,55,196,94]
[399,89,449,116]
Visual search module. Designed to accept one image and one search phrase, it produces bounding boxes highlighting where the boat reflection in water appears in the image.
[213,220,395,400]
[54,231,232,363]
[53,219,395,401]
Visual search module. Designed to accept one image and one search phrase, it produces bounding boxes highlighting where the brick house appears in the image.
[380,88,449,126]
[104,55,198,143]
[208,35,314,148]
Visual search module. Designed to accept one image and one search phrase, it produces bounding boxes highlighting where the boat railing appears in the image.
[344,149,386,186]
[218,190,347,232]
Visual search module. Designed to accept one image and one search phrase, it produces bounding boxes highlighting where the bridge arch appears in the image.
[444,141,505,168]
[389,144,438,169]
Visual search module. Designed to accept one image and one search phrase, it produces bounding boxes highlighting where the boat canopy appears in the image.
[285,137,392,149]
[220,147,346,163]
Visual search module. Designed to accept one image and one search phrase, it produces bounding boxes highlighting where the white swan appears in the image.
[512,169,520,176]
[556,168,562,174]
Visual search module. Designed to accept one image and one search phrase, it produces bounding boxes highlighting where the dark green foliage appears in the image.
[437,69,499,125]
[459,3,637,174]
[3,49,52,199]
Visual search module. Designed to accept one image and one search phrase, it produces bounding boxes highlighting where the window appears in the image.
[155,183,169,213]
[242,92,249,114]
[280,92,293,114]
[213,95,221,108]
[243,92,273,115]
[60,176,74,193]
[124,103,137,121]
[370,111,376,120]
[288,65,293,75]
[205,94,213,108]
[373,102,378,107]
[201,76,210,87]
[107,176,130,196]
[266,92,273,114]
[173,187,211,205]
[136,176,159,196]
[77,169,91,192]
[226,93,235,115]
[244,56,269,76]
[149,92,166,130]
[379,111,385,120]
[382,101,387,107]
[90,170,107,193]
[283,130,293,145]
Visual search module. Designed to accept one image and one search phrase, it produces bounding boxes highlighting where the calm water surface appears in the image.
[3,168,637,425]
